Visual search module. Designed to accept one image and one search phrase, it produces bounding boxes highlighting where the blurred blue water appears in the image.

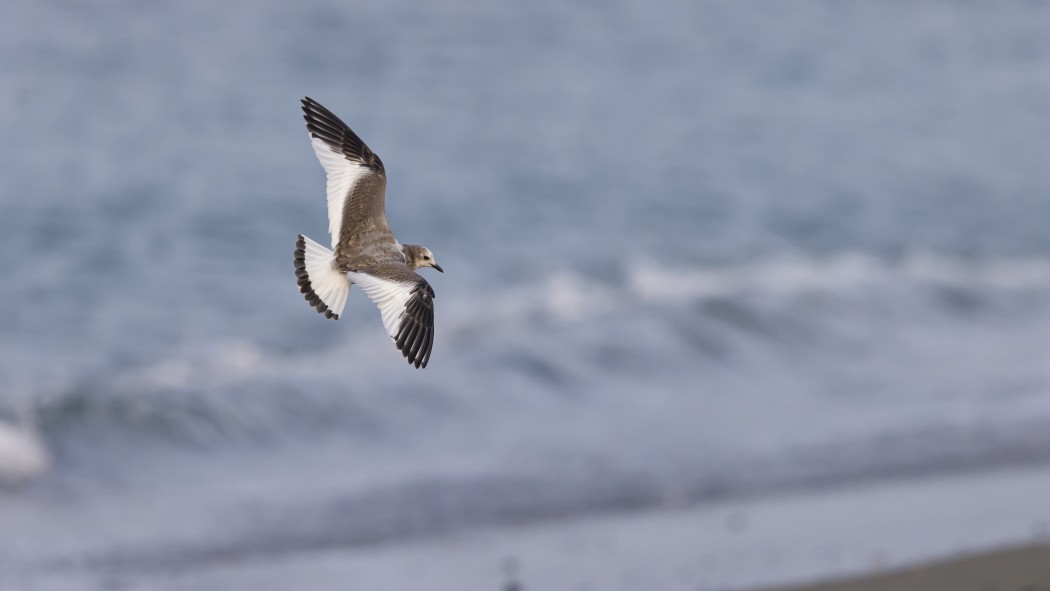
[3,0,1050,586]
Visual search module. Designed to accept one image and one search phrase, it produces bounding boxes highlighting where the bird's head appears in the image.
[403,244,444,273]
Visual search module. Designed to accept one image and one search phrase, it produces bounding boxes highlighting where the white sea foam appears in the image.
[0,403,50,488]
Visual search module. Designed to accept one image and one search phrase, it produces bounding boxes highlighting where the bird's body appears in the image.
[294,97,443,368]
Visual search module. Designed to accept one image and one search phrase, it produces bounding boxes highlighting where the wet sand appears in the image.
[765,542,1050,591]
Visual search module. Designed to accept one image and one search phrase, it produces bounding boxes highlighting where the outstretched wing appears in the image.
[348,269,436,369]
[301,97,391,250]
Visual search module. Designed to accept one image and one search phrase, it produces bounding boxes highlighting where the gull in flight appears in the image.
[294,97,443,368]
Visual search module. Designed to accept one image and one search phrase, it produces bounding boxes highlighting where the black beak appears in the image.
[433,264,444,273]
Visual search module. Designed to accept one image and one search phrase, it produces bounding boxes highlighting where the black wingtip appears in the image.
[393,281,435,368]
[294,234,339,321]
[299,97,385,172]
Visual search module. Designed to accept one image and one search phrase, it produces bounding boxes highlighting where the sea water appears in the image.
[2,1,1050,588]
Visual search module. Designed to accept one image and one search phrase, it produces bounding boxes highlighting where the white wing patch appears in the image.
[297,234,350,318]
[349,270,436,368]
[348,271,418,339]
[310,136,372,249]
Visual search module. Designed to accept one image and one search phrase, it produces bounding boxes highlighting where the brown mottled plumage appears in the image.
[294,97,443,368]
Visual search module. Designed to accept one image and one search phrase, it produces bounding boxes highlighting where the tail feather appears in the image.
[294,234,350,320]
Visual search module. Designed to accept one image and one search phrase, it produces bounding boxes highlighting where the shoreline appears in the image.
[16,464,1050,590]
[761,541,1050,591]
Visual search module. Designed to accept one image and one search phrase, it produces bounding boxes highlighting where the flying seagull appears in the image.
[294,97,443,368]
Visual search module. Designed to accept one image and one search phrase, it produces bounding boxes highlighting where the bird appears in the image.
[294,97,443,368]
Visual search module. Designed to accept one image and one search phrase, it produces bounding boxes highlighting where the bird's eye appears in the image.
[423,255,431,260]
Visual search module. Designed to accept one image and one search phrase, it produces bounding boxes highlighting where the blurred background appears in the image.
[2,1,1050,589]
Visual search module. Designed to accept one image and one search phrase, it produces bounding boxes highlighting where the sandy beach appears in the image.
[13,464,1047,591]
[767,542,1050,591]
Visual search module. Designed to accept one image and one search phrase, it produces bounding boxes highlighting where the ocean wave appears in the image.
[25,253,1050,452]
